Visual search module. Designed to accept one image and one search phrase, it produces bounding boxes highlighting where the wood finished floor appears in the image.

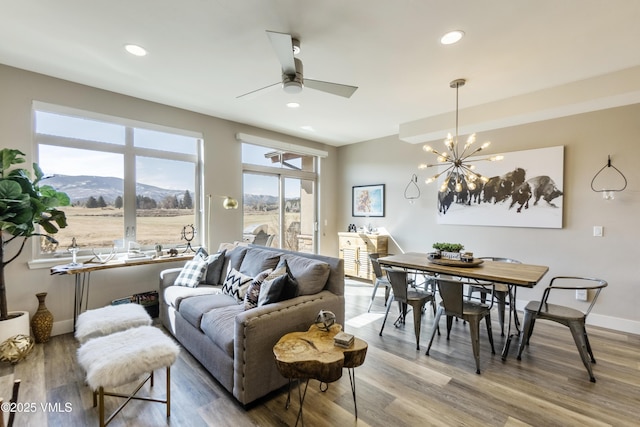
[1,279,639,426]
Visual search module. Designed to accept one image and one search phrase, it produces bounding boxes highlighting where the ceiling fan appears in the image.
[237,30,358,99]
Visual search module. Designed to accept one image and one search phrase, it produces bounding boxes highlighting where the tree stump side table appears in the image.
[273,324,367,426]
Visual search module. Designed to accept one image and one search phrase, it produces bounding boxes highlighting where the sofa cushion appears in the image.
[279,254,330,295]
[223,246,249,277]
[222,268,253,302]
[201,304,244,357]
[179,293,238,329]
[239,248,281,277]
[163,285,221,311]
[173,256,209,287]
[243,269,273,310]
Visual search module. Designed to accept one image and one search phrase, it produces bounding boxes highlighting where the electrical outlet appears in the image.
[576,289,588,301]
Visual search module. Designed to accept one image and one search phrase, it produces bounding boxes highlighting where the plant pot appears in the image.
[441,251,462,260]
[31,292,54,343]
[0,311,30,344]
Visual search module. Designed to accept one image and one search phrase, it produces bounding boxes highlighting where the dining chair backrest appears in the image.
[436,277,466,316]
[369,253,385,280]
[538,276,608,316]
[383,267,409,303]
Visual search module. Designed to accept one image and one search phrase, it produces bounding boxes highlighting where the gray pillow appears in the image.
[239,249,281,277]
[174,256,208,287]
[279,255,330,295]
[204,250,226,285]
[258,274,288,306]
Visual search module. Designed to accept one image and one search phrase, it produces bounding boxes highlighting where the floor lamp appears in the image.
[207,194,238,251]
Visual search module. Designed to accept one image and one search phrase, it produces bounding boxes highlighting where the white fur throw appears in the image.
[75,304,152,344]
[77,326,180,390]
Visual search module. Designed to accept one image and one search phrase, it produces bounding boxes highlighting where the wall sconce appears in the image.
[590,155,627,200]
[404,174,421,203]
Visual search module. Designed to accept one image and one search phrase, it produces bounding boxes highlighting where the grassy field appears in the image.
[47,207,299,251]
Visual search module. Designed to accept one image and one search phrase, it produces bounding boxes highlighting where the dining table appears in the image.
[377,252,549,359]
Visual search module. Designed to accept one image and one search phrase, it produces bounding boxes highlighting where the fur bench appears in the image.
[77,326,180,426]
[75,304,151,344]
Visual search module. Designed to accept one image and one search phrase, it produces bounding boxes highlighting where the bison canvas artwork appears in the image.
[435,146,564,228]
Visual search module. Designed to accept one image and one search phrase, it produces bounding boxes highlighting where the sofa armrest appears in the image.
[232,290,345,404]
[159,268,182,290]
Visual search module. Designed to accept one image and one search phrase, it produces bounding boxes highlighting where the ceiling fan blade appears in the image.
[236,82,281,99]
[266,30,296,75]
[305,79,358,98]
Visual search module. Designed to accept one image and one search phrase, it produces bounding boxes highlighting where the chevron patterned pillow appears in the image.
[222,268,254,302]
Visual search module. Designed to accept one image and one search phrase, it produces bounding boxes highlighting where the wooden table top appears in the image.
[273,324,368,383]
[50,253,193,275]
[378,252,549,287]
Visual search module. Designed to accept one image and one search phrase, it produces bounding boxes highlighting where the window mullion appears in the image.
[123,127,137,246]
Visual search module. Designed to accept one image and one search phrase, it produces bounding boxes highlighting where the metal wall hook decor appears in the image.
[404,173,421,203]
[590,155,627,200]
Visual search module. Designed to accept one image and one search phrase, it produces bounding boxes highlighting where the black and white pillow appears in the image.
[222,268,254,302]
[243,268,273,310]
[174,256,208,287]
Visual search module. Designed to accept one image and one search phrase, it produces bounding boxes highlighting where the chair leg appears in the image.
[446,315,454,340]
[468,317,482,374]
[379,295,394,336]
[568,320,597,382]
[495,291,507,337]
[484,314,495,354]
[583,325,596,363]
[516,310,534,360]
[367,281,382,312]
[426,307,443,355]
[410,301,424,350]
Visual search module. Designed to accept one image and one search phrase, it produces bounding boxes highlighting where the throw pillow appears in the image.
[257,274,289,306]
[243,268,273,310]
[239,249,281,277]
[174,256,209,288]
[203,249,226,285]
[222,268,254,303]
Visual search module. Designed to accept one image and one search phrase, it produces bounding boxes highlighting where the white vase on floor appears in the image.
[0,311,30,343]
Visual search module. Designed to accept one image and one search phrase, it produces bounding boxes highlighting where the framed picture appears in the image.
[352,184,385,217]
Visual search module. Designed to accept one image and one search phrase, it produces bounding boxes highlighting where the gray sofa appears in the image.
[159,243,345,405]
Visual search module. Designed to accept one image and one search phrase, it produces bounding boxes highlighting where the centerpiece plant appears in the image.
[0,149,70,321]
[432,242,465,253]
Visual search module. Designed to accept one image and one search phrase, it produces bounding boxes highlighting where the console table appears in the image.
[51,254,192,329]
[273,324,367,426]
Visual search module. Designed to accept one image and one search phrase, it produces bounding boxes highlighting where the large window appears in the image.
[241,142,319,253]
[34,103,202,257]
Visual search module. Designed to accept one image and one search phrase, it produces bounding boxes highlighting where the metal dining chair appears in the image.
[516,276,608,382]
[367,253,391,312]
[426,276,496,374]
[379,267,436,350]
[466,257,521,336]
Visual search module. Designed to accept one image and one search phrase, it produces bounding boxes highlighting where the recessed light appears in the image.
[300,125,315,132]
[124,44,147,56]
[286,102,300,108]
[440,30,465,45]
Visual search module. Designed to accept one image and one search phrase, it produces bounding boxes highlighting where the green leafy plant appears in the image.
[432,242,464,252]
[0,149,70,321]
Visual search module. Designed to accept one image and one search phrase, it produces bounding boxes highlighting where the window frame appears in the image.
[32,102,204,261]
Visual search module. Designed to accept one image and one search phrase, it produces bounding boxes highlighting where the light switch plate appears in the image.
[593,226,603,237]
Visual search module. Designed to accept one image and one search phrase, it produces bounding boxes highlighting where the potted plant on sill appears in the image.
[0,149,69,341]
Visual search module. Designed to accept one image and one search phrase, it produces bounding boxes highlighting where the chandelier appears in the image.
[419,79,503,193]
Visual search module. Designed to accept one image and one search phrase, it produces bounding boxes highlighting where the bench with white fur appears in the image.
[75,304,152,344]
[77,325,180,427]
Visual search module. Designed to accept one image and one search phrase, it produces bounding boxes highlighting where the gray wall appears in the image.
[337,104,640,333]
[0,64,339,336]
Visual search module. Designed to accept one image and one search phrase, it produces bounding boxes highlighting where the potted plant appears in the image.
[432,242,465,260]
[0,149,69,341]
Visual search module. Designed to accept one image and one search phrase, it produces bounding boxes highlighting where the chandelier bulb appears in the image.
[423,145,434,153]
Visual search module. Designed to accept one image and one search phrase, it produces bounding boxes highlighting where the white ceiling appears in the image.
[2,0,640,147]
